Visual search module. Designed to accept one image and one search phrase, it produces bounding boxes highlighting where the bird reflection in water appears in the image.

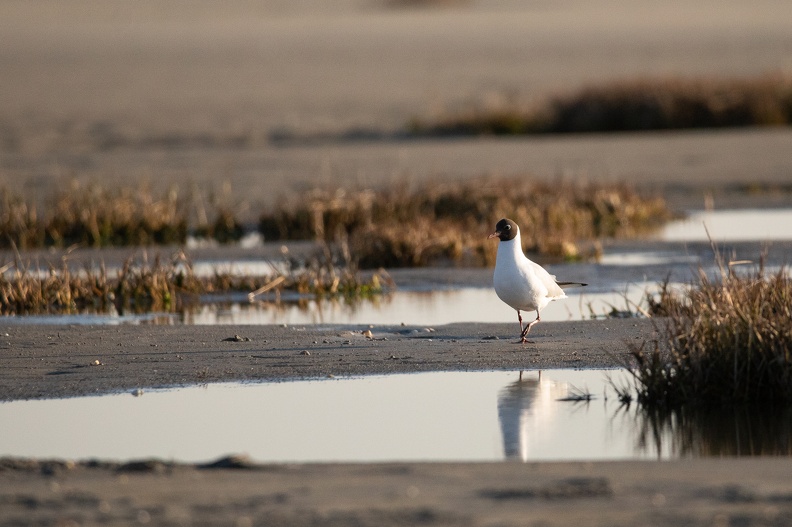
[497,371,569,461]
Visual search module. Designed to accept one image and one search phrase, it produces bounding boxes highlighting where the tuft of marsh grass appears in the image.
[410,73,792,136]
[0,249,388,316]
[0,181,244,250]
[1,177,672,269]
[0,257,176,315]
[625,256,792,408]
[259,177,672,267]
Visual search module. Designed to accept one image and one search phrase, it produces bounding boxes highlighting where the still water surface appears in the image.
[2,370,789,463]
[661,208,792,242]
[1,284,654,326]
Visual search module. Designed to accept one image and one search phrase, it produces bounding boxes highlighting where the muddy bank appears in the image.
[0,319,652,401]
[2,456,791,527]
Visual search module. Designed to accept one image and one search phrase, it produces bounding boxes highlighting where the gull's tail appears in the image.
[556,281,587,289]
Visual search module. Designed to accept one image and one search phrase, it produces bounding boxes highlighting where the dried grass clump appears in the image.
[0,258,179,315]
[0,189,44,249]
[550,74,792,133]
[408,101,545,136]
[0,250,387,315]
[411,73,792,135]
[628,257,792,407]
[0,181,246,250]
[259,178,671,268]
[45,182,187,247]
[291,258,386,300]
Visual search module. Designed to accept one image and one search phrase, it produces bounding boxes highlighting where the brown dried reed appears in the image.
[627,255,792,407]
[1,176,671,269]
[0,181,244,250]
[411,73,792,135]
[259,177,672,267]
[0,249,387,316]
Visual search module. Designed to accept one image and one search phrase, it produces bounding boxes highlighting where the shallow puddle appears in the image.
[187,285,652,325]
[1,284,656,326]
[2,370,788,463]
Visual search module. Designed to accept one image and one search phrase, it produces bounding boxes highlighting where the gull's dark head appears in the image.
[488,218,519,241]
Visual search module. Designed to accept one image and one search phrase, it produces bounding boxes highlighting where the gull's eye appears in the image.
[504,224,511,230]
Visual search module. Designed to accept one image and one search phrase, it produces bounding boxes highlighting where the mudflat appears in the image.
[5,319,792,527]
[5,320,792,526]
[3,1,792,525]
[0,319,648,401]
[3,1,792,214]
[3,457,792,527]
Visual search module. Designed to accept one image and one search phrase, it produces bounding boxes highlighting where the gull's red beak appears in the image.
[487,230,501,240]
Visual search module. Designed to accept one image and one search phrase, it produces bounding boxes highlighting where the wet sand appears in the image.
[4,320,792,526]
[3,1,792,215]
[3,456,792,527]
[0,319,648,401]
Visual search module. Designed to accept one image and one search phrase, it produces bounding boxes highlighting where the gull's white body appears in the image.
[489,218,585,342]
[493,227,566,314]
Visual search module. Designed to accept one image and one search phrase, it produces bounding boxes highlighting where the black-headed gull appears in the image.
[488,218,587,343]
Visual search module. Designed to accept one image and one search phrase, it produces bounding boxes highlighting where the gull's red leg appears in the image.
[520,310,541,342]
